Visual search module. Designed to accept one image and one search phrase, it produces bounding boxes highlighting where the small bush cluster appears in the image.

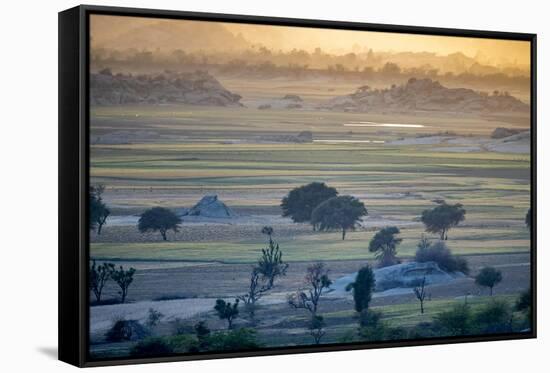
[130,338,173,357]
[357,310,407,342]
[434,300,516,336]
[105,319,149,342]
[415,240,469,274]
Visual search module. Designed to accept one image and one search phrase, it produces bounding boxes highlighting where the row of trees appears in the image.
[281,182,469,241]
[89,260,136,303]
[91,183,530,242]
[110,226,516,352]
[281,182,532,242]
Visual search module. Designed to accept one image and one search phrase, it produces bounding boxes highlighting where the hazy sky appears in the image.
[91,15,530,67]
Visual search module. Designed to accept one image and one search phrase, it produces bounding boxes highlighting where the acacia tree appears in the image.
[214,299,240,329]
[475,267,502,296]
[346,264,376,313]
[238,228,288,318]
[421,202,466,240]
[110,265,136,303]
[288,262,332,316]
[257,237,289,288]
[368,226,402,267]
[138,207,182,241]
[90,184,110,235]
[89,260,114,302]
[281,182,338,228]
[311,195,368,240]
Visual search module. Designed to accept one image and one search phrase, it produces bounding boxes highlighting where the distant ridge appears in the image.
[90,70,242,107]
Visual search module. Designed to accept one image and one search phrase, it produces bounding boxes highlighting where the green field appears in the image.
[90,104,530,263]
[91,224,529,263]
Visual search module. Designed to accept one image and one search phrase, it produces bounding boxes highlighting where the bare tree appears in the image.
[89,260,114,303]
[288,262,332,316]
[237,268,270,319]
[413,277,429,314]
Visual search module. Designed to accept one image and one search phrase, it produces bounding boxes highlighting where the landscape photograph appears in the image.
[87,15,533,360]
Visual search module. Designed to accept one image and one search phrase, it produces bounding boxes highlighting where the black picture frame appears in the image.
[59,4,537,367]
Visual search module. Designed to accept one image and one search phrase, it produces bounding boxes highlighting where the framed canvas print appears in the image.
[58,5,536,367]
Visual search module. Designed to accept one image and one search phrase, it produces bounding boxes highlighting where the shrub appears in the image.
[359,309,382,328]
[105,319,148,342]
[166,334,198,353]
[415,240,469,274]
[207,328,260,351]
[194,321,211,351]
[408,322,440,339]
[474,300,512,333]
[516,289,532,327]
[171,318,191,335]
[433,304,473,336]
[130,338,173,357]
[145,308,164,329]
[309,315,326,344]
[357,310,404,341]
[516,289,531,312]
[358,309,386,341]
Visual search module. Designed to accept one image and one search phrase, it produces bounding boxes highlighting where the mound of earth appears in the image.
[91,130,159,145]
[257,131,313,143]
[486,130,530,154]
[330,261,466,296]
[90,69,242,106]
[322,78,529,113]
[257,94,304,110]
[182,195,237,218]
[491,127,527,139]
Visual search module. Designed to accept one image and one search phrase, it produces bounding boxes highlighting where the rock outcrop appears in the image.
[322,78,529,114]
[257,131,313,143]
[491,127,527,139]
[182,195,236,218]
[90,70,242,107]
[257,94,304,110]
[330,261,466,296]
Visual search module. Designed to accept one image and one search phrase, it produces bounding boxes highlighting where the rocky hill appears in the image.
[181,195,237,219]
[90,70,243,106]
[322,78,529,114]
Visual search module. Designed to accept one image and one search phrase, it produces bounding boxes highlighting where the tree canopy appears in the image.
[90,184,110,235]
[214,299,240,329]
[311,195,367,240]
[138,207,182,241]
[421,202,466,240]
[368,226,402,267]
[281,182,338,226]
[475,267,502,296]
